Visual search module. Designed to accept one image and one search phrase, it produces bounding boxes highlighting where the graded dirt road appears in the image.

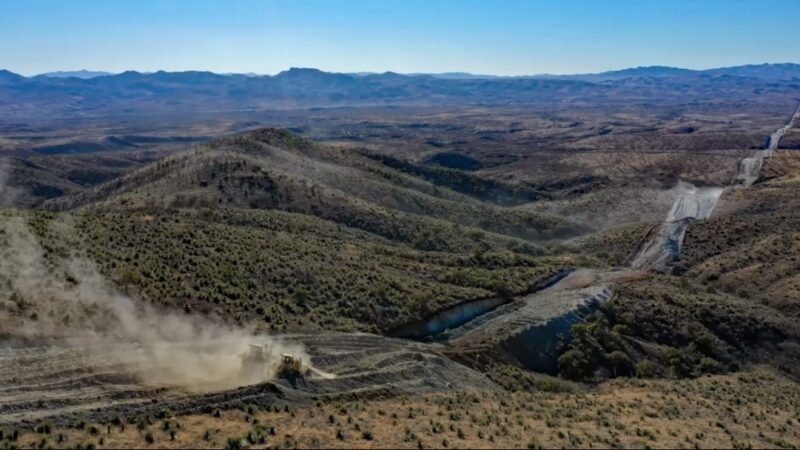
[632,102,800,271]
[0,333,497,427]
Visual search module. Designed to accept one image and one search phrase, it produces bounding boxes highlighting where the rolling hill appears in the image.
[44,128,587,244]
[4,129,594,333]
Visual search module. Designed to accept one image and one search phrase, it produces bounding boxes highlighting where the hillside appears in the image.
[0,129,604,334]
[44,128,587,243]
[13,368,799,449]
[555,149,800,382]
[679,151,800,315]
[0,150,165,207]
[18,126,800,373]
[7,209,575,334]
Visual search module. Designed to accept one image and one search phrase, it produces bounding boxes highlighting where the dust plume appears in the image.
[0,211,309,393]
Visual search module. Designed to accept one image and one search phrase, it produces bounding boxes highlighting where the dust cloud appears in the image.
[0,209,308,393]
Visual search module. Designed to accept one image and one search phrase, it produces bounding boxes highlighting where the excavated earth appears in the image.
[439,269,644,373]
[0,270,630,427]
[0,334,498,427]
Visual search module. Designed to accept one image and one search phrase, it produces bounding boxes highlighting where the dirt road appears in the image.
[0,333,497,427]
[633,102,800,271]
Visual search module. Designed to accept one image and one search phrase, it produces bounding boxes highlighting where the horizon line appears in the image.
[6,61,800,78]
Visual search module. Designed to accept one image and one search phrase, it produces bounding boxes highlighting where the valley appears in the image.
[1,66,800,448]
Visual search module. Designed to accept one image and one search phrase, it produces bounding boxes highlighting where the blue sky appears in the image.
[1,0,798,76]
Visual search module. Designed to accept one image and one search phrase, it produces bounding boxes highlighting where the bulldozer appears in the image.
[239,344,307,382]
[277,353,303,378]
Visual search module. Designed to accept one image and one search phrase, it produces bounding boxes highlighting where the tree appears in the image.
[558,349,593,380]
[605,351,633,377]
[635,359,661,378]
[292,286,309,310]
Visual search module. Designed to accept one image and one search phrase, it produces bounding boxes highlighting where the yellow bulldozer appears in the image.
[240,344,305,382]
[277,353,302,378]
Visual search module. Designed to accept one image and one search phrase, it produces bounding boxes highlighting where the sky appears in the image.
[1,0,798,76]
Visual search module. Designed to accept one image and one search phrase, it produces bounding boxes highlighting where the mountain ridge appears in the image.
[3,63,798,120]
[38,70,114,79]
[15,62,800,81]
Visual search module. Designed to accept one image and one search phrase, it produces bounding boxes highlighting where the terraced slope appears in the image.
[440,269,635,373]
[0,334,496,427]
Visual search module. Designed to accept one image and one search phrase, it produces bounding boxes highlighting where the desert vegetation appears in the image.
[9,368,799,449]
[2,64,800,449]
[6,208,574,333]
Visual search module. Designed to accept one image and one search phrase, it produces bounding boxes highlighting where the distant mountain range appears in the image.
[39,70,114,79]
[0,63,798,119]
[24,62,800,80]
[411,63,800,81]
[553,63,800,81]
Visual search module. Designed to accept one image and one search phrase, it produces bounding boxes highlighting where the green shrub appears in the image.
[558,349,594,380]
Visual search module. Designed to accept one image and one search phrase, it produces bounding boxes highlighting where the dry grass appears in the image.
[11,368,799,449]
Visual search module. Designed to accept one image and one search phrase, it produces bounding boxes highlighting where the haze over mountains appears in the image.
[39,70,114,79]
[22,62,800,80]
[1,63,799,120]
